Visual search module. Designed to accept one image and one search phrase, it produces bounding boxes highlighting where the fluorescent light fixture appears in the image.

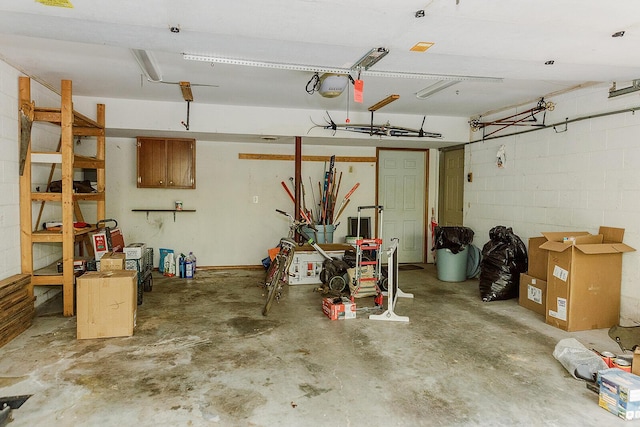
[415,80,459,99]
[183,53,503,83]
[351,47,389,70]
[131,49,162,82]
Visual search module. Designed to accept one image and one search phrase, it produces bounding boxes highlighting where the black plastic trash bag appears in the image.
[433,226,475,254]
[479,225,528,302]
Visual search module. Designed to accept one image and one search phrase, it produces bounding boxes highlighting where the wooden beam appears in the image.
[239,153,376,162]
[18,77,34,298]
[61,80,75,316]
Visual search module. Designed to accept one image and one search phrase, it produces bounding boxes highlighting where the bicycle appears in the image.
[262,209,333,316]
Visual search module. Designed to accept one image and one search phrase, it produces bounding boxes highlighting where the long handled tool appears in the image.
[280,181,312,224]
[334,198,351,223]
[333,182,360,223]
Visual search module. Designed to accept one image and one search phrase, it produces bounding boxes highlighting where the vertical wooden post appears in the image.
[96,104,106,222]
[18,77,33,298]
[61,80,75,316]
[294,136,302,222]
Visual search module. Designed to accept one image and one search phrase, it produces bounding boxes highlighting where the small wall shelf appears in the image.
[132,209,196,222]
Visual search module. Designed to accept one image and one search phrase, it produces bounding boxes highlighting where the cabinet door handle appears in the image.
[169,181,174,185]
[159,180,163,184]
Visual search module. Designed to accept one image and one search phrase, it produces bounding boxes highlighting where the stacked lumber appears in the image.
[0,274,35,348]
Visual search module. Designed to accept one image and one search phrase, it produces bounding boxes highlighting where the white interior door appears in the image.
[378,149,427,263]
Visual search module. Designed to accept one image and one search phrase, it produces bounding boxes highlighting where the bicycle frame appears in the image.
[262,209,333,315]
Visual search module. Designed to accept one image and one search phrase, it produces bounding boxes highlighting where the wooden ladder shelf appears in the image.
[18,77,106,316]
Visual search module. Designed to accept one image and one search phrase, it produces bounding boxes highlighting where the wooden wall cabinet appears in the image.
[137,137,196,188]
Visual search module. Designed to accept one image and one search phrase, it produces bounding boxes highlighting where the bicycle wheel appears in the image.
[262,259,284,316]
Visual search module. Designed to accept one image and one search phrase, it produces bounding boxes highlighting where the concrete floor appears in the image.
[0,264,631,426]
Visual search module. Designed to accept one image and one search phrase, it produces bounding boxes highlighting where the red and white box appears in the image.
[322,297,356,320]
[91,232,109,260]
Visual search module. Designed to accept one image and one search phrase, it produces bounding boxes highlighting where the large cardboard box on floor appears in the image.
[518,273,546,316]
[77,270,137,339]
[541,227,634,332]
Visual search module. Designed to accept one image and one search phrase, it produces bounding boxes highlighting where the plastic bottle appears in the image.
[185,257,194,279]
[188,252,196,274]
[164,252,176,277]
[178,254,185,278]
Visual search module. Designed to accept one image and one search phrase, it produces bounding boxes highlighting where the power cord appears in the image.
[306,73,321,95]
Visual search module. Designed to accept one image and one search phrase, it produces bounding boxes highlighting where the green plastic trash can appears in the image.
[436,246,469,282]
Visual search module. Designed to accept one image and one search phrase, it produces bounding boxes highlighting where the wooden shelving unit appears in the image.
[18,77,105,316]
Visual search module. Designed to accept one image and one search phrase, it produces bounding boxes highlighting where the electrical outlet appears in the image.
[467,172,473,182]
[253,196,259,204]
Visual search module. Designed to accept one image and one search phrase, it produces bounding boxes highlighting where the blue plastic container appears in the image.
[436,246,469,282]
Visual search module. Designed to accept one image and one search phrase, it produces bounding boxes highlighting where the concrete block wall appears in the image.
[464,83,640,324]
[0,60,21,280]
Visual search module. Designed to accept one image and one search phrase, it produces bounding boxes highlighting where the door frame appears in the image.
[376,147,430,263]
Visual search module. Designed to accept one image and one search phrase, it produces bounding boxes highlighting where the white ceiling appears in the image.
[1,0,639,139]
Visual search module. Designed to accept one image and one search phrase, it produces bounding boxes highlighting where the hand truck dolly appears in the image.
[349,205,384,307]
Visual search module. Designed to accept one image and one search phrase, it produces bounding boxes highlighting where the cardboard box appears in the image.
[541,227,635,332]
[109,227,125,252]
[76,270,137,339]
[527,236,549,280]
[518,273,546,316]
[322,297,356,320]
[633,349,640,376]
[599,370,640,420]
[289,248,346,285]
[99,252,126,271]
[124,243,147,260]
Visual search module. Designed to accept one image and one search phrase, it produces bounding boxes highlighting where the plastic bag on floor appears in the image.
[478,225,527,301]
[553,338,608,381]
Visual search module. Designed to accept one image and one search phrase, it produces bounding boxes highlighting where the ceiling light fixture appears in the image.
[544,60,555,65]
[415,9,425,18]
[351,47,389,71]
[612,31,625,38]
[415,80,459,99]
[182,53,502,83]
[131,49,163,82]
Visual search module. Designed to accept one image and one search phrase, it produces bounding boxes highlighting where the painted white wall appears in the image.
[464,82,640,324]
[106,138,377,267]
[1,60,449,305]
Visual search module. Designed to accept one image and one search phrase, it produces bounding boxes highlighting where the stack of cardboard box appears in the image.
[519,236,548,317]
[520,227,634,332]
